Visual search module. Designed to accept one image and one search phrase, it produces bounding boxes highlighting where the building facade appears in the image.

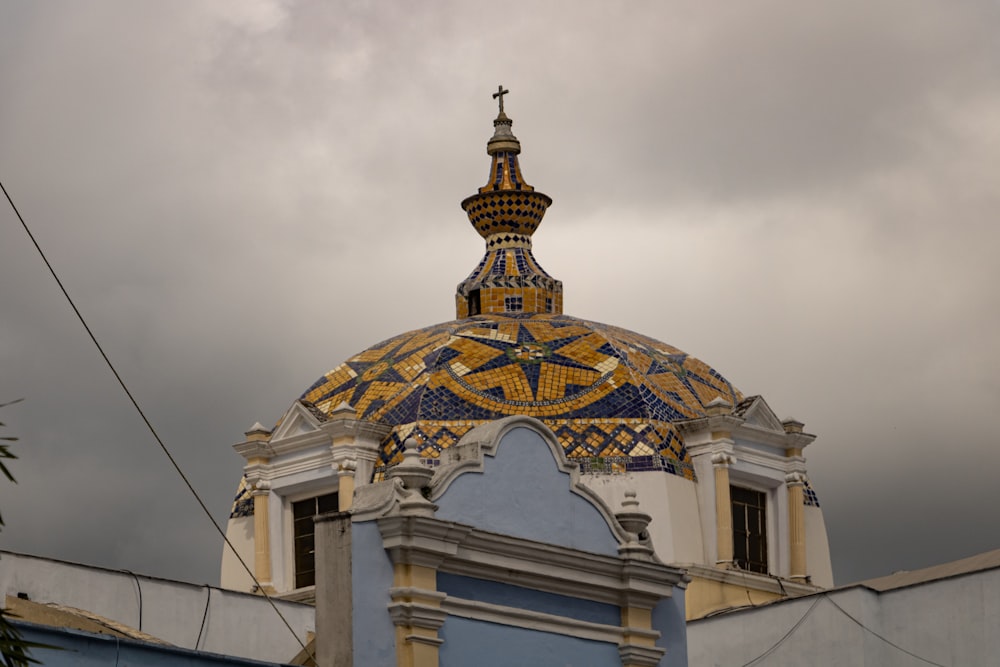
[219,90,834,664]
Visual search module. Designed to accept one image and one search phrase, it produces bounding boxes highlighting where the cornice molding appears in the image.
[441,596,647,644]
[682,563,820,597]
[377,515,685,609]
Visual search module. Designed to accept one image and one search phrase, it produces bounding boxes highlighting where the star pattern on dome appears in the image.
[300,314,741,479]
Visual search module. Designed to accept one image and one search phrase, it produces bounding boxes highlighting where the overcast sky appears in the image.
[1,1,998,588]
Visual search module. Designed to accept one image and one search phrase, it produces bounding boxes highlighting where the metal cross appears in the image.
[493,85,509,114]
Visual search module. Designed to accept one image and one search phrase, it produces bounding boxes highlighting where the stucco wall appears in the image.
[220,515,255,592]
[438,572,619,625]
[434,426,619,556]
[652,590,688,667]
[0,551,313,664]
[804,504,834,587]
[688,567,1000,666]
[17,622,287,666]
[438,616,621,667]
[581,471,703,565]
[350,520,396,666]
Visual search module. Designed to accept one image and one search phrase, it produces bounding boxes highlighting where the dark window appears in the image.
[731,486,767,574]
[292,492,339,588]
[468,289,481,316]
[504,295,522,312]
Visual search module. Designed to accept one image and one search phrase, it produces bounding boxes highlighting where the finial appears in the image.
[493,85,509,115]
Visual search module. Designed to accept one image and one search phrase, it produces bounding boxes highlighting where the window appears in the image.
[504,295,523,312]
[468,289,481,316]
[731,486,767,574]
[292,492,339,588]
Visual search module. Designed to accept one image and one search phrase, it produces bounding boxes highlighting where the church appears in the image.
[219,88,833,666]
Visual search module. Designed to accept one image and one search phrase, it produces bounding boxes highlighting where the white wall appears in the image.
[579,470,703,564]
[0,551,314,664]
[688,566,1000,666]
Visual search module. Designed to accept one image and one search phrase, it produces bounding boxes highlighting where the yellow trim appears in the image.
[252,490,273,592]
[714,466,733,565]
[392,564,440,667]
[788,483,807,578]
[685,574,784,620]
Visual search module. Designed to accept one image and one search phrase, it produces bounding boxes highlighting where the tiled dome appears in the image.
[298,89,741,479]
[300,313,741,479]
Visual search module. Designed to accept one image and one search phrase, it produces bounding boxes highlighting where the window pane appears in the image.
[730,485,767,574]
[317,492,339,514]
[291,492,339,589]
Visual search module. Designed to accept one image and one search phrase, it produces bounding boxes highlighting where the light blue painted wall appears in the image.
[17,622,285,666]
[351,519,397,667]
[652,588,687,667]
[439,616,620,667]
[437,572,619,626]
[435,427,618,556]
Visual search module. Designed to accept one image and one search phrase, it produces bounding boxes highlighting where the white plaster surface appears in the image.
[1,550,314,664]
[804,504,834,587]
[579,471,704,565]
[688,564,1000,666]
[220,515,255,592]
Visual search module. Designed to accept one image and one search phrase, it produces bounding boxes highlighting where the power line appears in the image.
[739,592,949,667]
[1,178,313,663]
[740,596,822,666]
[824,594,948,667]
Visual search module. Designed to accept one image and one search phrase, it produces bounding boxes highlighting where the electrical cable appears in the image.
[824,594,948,667]
[739,592,950,667]
[740,595,822,666]
[1,179,313,662]
[195,585,212,649]
[121,569,143,631]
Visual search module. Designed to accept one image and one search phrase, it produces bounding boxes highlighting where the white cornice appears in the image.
[377,515,685,609]
[441,596,649,644]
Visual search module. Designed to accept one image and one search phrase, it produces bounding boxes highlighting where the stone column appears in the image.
[786,472,807,580]
[711,451,736,567]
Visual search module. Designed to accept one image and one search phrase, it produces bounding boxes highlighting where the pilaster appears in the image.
[250,479,274,594]
[711,450,736,567]
[786,472,807,580]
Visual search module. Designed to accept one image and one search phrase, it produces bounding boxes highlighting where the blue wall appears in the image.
[437,572,619,626]
[435,427,618,556]
[351,519,397,666]
[439,616,620,667]
[652,588,687,667]
[16,622,285,666]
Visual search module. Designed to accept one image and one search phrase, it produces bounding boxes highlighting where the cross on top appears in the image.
[493,85,509,114]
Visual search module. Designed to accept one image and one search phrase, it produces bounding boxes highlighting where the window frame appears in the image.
[288,491,340,590]
[730,484,769,575]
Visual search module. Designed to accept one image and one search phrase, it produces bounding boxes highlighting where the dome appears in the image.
[299,312,742,479]
[293,89,743,480]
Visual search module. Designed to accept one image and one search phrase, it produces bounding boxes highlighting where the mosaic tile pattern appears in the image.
[462,188,552,237]
[803,478,820,507]
[301,313,742,480]
[229,476,253,518]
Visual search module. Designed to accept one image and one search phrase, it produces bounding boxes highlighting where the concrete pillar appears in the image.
[315,511,353,667]
[786,472,807,580]
[711,451,736,567]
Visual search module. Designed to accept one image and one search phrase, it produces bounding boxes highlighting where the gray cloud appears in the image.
[1,0,998,586]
